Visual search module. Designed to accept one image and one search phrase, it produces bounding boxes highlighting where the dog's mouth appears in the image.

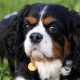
[30,49,44,61]
[29,45,44,61]
[29,46,54,62]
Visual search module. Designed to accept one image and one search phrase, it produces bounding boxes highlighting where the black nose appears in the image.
[29,33,43,43]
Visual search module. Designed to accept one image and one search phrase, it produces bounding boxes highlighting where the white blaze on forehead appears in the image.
[40,6,48,19]
[32,6,48,31]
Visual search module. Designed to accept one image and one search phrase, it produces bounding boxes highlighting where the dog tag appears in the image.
[28,62,36,71]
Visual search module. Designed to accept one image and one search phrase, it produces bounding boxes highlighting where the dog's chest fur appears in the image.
[35,60,62,80]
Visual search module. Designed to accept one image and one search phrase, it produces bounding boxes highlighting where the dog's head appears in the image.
[17,3,78,63]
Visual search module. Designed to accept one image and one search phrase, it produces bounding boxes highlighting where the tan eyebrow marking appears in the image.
[43,16,56,25]
[25,16,37,25]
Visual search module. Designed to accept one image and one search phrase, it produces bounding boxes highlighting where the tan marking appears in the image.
[25,16,37,25]
[53,42,64,61]
[53,37,70,62]
[43,16,56,25]
[31,55,54,63]
[73,34,78,45]
[64,37,70,57]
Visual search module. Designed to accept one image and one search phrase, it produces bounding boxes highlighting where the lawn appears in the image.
[0,0,80,80]
[0,0,80,19]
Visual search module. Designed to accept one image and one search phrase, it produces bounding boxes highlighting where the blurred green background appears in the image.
[0,0,80,80]
[0,0,80,19]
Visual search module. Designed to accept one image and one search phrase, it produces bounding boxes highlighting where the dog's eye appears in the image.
[26,25,31,30]
[23,24,31,31]
[49,26,59,33]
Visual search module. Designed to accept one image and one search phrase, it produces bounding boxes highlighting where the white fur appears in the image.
[35,59,62,80]
[61,67,71,76]
[61,60,72,76]
[15,76,26,80]
[40,6,48,19]
[24,6,53,59]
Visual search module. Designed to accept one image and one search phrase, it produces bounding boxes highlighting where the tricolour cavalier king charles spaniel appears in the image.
[0,3,80,80]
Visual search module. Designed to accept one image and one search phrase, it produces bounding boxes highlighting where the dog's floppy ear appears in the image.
[17,5,31,28]
[15,5,31,41]
[63,11,80,78]
[5,5,31,60]
[67,11,80,46]
[62,11,80,78]
[5,5,30,59]
[64,11,80,60]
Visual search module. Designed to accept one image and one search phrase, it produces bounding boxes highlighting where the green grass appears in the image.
[0,0,80,19]
[0,0,80,80]
[0,59,13,80]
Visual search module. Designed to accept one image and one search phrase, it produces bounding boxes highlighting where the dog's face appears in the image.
[20,3,70,62]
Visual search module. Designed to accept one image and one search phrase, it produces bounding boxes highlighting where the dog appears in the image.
[0,3,80,80]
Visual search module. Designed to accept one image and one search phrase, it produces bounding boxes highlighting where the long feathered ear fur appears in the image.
[3,5,31,72]
[63,10,80,61]
[16,5,31,42]
[68,11,80,45]
[5,5,31,59]
[13,5,31,59]
[17,5,31,28]
[63,11,80,79]
[70,11,80,76]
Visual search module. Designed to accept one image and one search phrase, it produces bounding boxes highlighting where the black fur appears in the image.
[0,3,80,80]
